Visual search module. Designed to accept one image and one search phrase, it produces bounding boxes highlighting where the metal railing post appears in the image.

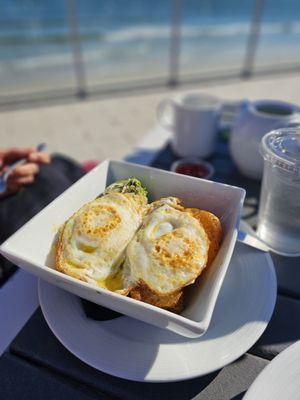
[168,0,182,86]
[65,0,87,98]
[242,0,266,78]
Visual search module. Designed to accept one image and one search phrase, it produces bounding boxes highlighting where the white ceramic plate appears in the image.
[39,242,277,382]
[0,160,245,338]
[245,341,300,400]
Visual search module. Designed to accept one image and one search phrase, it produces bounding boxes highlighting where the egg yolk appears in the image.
[97,269,124,291]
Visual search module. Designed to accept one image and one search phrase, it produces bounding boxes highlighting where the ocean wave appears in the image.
[104,21,300,43]
[0,48,104,70]
[1,20,300,49]
[0,30,104,46]
[1,20,300,71]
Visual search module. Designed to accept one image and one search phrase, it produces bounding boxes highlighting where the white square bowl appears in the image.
[0,160,245,338]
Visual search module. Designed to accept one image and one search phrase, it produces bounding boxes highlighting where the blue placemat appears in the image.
[0,352,102,400]
[10,309,272,400]
[10,310,218,400]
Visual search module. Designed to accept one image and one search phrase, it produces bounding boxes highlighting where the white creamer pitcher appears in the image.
[230,99,300,180]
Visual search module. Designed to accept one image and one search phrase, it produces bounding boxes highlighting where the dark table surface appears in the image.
[1,132,300,400]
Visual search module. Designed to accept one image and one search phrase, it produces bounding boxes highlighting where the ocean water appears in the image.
[1,0,300,92]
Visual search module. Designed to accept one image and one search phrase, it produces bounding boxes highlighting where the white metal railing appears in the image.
[242,0,266,77]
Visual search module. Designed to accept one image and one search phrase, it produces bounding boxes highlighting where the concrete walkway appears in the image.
[1,74,300,162]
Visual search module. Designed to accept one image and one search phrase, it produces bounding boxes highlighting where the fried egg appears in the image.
[123,198,210,297]
[56,191,146,289]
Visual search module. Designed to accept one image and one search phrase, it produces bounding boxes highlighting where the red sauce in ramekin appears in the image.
[175,163,210,178]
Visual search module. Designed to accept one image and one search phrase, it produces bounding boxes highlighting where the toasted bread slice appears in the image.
[186,208,222,266]
[129,281,184,313]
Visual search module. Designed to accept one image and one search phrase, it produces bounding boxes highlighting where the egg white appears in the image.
[56,192,145,288]
[123,201,209,295]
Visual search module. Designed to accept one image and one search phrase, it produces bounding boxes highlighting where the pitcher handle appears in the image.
[157,99,175,130]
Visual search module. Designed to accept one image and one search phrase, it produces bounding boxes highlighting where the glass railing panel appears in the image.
[75,0,172,89]
[254,0,300,72]
[179,0,253,79]
[0,0,76,97]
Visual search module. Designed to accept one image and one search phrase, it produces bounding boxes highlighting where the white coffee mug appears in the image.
[157,93,222,158]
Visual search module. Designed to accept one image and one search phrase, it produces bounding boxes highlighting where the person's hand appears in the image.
[0,147,51,196]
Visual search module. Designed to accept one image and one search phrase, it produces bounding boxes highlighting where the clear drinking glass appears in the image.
[257,128,300,256]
